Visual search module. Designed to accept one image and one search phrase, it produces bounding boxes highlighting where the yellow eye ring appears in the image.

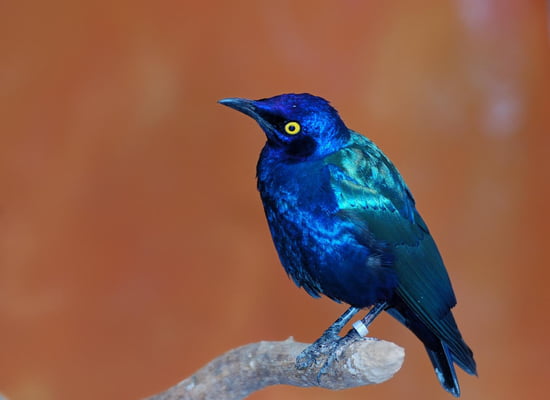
[284,121,301,135]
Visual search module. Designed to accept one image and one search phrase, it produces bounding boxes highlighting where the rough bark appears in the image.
[145,337,404,400]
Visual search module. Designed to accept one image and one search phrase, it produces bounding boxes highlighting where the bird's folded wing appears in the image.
[326,164,457,321]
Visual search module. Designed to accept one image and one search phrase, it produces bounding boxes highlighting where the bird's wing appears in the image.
[324,141,457,319]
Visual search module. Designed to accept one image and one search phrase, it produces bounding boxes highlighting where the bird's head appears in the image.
[218,93,350,160]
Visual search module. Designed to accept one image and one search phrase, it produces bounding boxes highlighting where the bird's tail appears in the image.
[387,307,477,397]
[425,340,461,397]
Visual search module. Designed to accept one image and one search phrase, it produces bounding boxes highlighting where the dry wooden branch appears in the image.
[145,337,404,400]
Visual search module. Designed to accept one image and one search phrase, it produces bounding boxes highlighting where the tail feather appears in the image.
[387,304,477,396]
[429,311,478,377]
[449,339,477,376]
[426,341,460,397]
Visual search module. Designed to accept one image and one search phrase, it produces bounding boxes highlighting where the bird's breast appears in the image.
[256,155,397,306]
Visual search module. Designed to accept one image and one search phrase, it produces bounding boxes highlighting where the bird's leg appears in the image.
[295,306,361,370]
[315,301,389,380]
[349,301,387,338]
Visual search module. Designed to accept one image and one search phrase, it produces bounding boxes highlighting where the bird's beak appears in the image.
[218,97,259,120]
[218,97,279,142]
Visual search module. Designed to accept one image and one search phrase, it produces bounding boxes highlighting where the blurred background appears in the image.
[1,1,549,399]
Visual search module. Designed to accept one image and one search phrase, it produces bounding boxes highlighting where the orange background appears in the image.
[1,1,549,400]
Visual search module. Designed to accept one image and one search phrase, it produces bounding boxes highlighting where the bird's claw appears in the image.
[295,334,339,370]
[318,331,362,377]
[296,330,364,383]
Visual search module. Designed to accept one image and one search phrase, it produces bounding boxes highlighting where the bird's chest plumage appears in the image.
[256,150,395,307]
[258,158,339,295]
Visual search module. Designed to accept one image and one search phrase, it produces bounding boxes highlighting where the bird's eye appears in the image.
[284,121,301,135]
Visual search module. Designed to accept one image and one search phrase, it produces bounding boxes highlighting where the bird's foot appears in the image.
[295,330,340,370]
[316,330,364,379]
[296,329,367,383]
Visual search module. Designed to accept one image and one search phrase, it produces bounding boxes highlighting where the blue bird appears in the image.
[218,93,476,396]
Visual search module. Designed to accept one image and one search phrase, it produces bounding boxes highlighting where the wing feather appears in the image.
[325,136,457,320]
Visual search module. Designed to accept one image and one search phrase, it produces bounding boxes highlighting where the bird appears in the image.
[218,93,477,396]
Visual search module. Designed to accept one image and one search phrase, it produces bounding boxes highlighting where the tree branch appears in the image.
[145,337,404,400]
